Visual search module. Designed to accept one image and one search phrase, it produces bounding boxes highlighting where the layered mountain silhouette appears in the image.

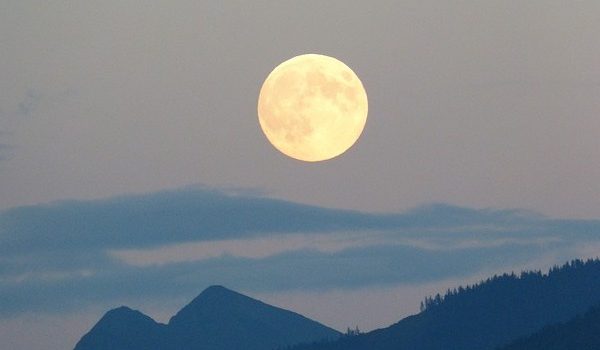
[292,259,600,350]
[74,285,340,350]
[76,259,600,350]
[499,303,600,350]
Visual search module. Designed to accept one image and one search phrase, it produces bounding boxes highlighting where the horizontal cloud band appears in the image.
[0,187,599,317]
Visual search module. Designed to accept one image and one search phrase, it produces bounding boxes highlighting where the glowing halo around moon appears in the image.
[258,54,368,162]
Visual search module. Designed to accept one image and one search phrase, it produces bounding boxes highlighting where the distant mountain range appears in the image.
[74,285,340,350]
[499,303,600,350]
[292,259,600,350]
[75,259,600,350]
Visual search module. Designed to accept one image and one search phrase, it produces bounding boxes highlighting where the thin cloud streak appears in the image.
[110,232,561,267]
[0,242,553,316]
[109,231,388,267]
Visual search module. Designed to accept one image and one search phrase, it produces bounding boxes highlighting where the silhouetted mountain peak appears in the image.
[164,285,340,350]
[74,306,166,350]
[196,284,243,301]
[95,306,158,329]
[76,286,340,350]
[102,306,138,317]
[168,285,263,325]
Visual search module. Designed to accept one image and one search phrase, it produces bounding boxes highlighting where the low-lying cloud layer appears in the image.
[1,187,598,317]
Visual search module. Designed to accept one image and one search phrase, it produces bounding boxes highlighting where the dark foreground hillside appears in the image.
[74,285,340,350]
[292,259,600,350]
[498,303,600,350]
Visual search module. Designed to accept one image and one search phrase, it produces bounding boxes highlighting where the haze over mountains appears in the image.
[75,259,600,350]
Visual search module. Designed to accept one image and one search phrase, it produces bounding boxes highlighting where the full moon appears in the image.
[258,54,368,162]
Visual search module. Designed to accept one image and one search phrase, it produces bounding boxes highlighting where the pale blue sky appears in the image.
[1,1,599,349]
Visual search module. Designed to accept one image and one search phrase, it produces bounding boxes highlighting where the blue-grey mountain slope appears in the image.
[74,285,340,350]
[498,303,600,350]
[74,306,168,350]
[292,259,600,350]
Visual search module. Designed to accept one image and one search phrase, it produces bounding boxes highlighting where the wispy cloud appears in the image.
[109,232,561,267]
[109,231,389,267]
[0,188,384,256]
[0,189,541,256]
[0,242,555,316]
[0,187,598,317]
[16,89,42,117]
[0,143,11,161]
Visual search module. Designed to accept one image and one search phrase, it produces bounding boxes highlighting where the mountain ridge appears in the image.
[75,259,600,350]
[291,258,600,350]
[498,303,600,350]
[75,305,168,350]
[74,285,340,350]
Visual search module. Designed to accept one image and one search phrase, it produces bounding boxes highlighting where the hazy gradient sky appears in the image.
[1,1,600,350]
[1,0,599,218]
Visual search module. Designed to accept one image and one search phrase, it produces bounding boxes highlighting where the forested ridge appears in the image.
[291,258,600,350]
